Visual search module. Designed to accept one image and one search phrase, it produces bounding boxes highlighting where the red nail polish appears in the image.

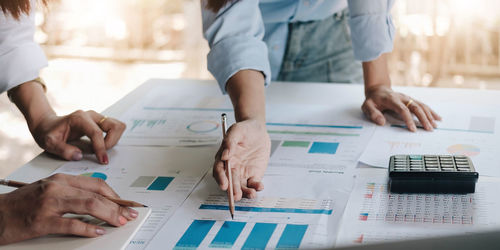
[102,155,109,164]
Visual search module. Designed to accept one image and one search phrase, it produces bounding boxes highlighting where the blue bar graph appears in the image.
[199,204,332,215]
[308,142,339,155]
[209,221,246,248]
[242,223,277,250]
[276,224,308,249]
[175,220,215,249]
[147,176,174,191]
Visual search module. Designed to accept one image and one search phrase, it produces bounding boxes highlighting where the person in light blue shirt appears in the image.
[202,0,441,201]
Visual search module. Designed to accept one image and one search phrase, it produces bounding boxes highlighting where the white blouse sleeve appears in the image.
[0,7,48,94]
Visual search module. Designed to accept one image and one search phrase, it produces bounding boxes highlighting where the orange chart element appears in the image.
[447,144,480,157]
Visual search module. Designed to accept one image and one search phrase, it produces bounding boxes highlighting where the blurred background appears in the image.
[1,0,500,177]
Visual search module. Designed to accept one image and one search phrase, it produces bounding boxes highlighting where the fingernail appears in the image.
[119,216,127,225]
[129,208,138,218]
[72,151,83,161]
[376,117,384,125]
[96,228,106,235]
[102,154,109,165]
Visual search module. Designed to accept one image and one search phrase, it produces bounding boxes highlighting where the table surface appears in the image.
[4,79,500,249]
[5,79,500,188]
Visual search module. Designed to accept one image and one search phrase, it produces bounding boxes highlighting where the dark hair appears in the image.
[206,0,233,12]
[1,0,47,20]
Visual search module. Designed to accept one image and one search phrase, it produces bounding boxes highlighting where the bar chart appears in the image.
[174,220,308,249]
[130,176,175,191]
[200,194,334,215]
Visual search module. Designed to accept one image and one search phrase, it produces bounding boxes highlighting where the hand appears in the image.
[31,110,126,164]
[213,119,270,201]
[0,174,137,245]
[362,85,441,132]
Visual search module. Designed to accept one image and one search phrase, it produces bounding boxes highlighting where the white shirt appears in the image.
[0,1,48,94]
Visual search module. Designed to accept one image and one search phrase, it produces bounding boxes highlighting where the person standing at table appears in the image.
[202,0,442,201]
[0,0,136,244]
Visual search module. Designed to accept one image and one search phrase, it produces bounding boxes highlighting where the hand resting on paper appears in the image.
[0,174,137,245]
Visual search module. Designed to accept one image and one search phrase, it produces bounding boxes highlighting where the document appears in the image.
[52,146,217,250]
[359,102,500,177]
[266,104,374,171]
[146,167,354,249]
[336,174,500,247]
[119,82,233,146]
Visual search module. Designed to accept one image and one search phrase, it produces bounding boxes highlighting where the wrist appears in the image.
[364,84,391,97]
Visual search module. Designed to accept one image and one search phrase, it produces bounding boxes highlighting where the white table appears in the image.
[4,79,500,188]
[3,79,500,249]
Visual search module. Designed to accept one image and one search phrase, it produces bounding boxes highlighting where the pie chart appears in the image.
[186,121,219,133]
[80,172,107,180]
[447,144,480,157]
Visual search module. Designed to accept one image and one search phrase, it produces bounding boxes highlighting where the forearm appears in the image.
[362,54,392,96]
[226,70,266,123]
[7,80,55,133]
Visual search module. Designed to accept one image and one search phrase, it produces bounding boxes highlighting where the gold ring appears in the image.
[406,99,414,108]
[98,116,108,125]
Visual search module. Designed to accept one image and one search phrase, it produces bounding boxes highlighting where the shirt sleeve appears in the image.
[347,0,395,62]
[0,7,48,94]
[201,0,271,94]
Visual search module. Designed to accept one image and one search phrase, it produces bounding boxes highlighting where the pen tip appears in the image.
[231,214,234,220]
[143,205,148,207]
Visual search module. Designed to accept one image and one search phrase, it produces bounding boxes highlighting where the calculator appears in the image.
[388,155,479,193]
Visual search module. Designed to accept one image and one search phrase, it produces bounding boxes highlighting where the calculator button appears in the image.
[410,155,423,160]
[457,168,470,171]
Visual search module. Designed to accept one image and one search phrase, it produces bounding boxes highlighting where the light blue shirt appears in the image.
[202,0,395,93]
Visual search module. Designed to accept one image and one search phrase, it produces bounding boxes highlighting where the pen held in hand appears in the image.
[0,179,147,207]
[221,113,235,219]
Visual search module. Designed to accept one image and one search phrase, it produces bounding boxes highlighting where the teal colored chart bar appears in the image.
[276,224,308,249]
[209,221,246,248]
[242,223,277,250]
[147,176,174,191]
[175,220,216,249]
[308,142,339,154]
[199,205,332,215]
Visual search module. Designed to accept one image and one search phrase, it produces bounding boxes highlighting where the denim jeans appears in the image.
[277,8,363,84]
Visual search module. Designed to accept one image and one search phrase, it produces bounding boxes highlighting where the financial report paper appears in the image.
[52,146,217,250]
[146,167,355,249]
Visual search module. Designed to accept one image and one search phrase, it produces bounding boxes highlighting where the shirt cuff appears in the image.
[0,43,48,93]
[207,36,271,94]
[349,14,395,62]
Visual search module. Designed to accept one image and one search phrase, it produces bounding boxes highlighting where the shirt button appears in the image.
[273,45,280,50]
[304,0,310,7]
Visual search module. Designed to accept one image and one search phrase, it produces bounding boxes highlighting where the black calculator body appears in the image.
[389,155,479,193]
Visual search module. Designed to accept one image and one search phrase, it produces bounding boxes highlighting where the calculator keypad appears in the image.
[391,155,473,172]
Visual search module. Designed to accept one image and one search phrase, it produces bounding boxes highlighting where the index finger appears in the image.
[88,111,126,149]
[50,173,120,199]
[74,114,108,164]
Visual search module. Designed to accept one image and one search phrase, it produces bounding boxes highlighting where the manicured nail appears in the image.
[102,154,109,165]
[119,216,127,225]
[376,117,384,125]
[410,125,417,131]
[72,151,83,161]
[96,228,106,235]
[129,208,138,218]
